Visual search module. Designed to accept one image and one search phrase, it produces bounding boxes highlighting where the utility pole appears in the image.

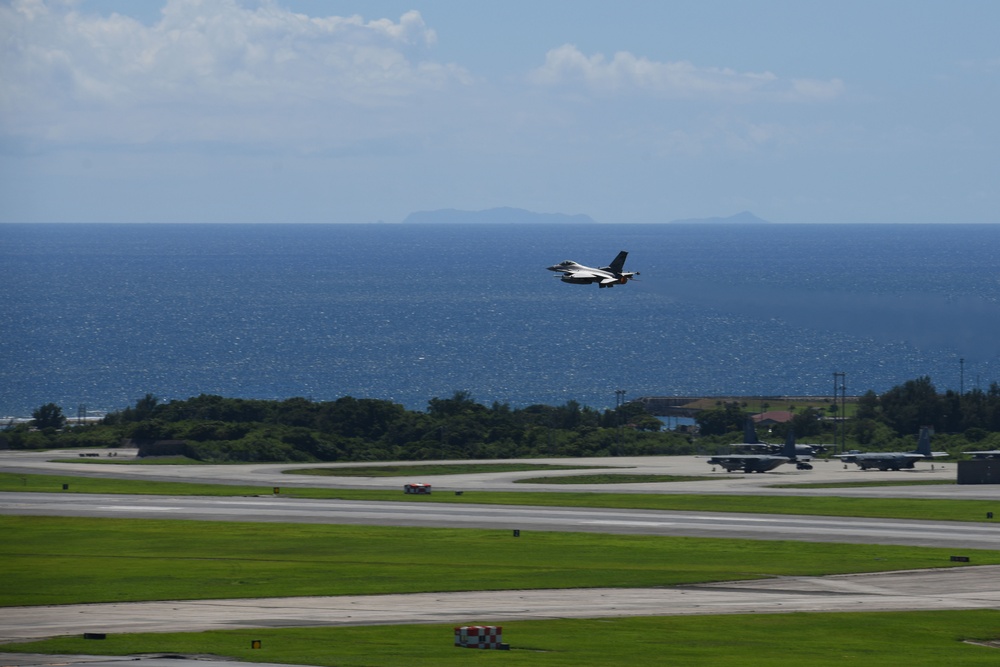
[833,372,846,453]
[841,374,847,453]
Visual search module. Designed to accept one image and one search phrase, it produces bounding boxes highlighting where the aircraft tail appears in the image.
[607,251,628,274]
[782,428,797,459]
[914,426,932,456]
[743,419,761,444]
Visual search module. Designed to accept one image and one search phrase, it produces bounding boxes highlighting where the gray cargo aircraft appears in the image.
[708,428,813,473]
[965,449,1000,459]
[836,426,946,470]
[547,251,639,287]
[729,419,827,458]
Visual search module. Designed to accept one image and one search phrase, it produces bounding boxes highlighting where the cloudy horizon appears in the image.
[2,0,998,223]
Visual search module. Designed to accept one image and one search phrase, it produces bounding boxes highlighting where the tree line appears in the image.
[693,376,1000,452]
[5,376,1000,461]
[6,391,686,462]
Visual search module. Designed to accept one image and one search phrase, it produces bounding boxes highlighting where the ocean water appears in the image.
[2,223,999,418]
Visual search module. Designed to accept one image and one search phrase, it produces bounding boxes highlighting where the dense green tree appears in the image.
[790,407,823,437]
[31,403,65,430]
[127,419,171,441]
[855,390,879,420]
[695,403,748,436]
[878,376,940,434]
[22,374,1000,462]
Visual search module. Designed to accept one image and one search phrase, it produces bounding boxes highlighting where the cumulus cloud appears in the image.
[527,44,844,102]
[0,0,471,147]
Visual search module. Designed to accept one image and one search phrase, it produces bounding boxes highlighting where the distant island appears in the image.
[668,211,771,224]
[401,207,598,224]
[401,208,771,224]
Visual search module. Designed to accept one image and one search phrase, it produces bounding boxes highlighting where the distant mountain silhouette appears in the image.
[668,211,771,224]
[402,207,598,224]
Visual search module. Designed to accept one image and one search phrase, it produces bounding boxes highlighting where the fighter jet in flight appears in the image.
[547,251,639,288]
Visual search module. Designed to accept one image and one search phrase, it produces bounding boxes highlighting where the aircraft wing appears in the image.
[565,270,604,279]
[709,455,785,463]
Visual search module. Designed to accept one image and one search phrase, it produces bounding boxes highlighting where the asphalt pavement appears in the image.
[3,449,998,500]
[3,448,1000,652]
[3,566,1000,643]
[3,492,999,549]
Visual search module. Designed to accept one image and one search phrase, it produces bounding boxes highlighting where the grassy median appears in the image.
[4,611,1000,666]
[4,474,1000,664]
[4,514,1000,607]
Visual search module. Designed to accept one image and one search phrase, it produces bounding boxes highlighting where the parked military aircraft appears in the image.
[708,428,813,473]
[547,251,639,287]
[729,420,827,458]
[836,426,946,470]
[965,449,1000,459]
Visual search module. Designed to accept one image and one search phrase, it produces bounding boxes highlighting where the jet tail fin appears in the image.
[914,426,932,456]
[783,428,797,459]
[744,419,761,444]
[607,251,628,274]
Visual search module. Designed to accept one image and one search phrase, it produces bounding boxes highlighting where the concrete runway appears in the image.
[4,492,1000,549]
[3,448,1000,650]
[3,566,1000,643]
[3,449,998,500]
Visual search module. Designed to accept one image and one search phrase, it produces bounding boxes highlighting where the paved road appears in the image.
[4,448,1000,650]
[4,492,1000,549]
[4,450,998,499]
[3,566,1000,643]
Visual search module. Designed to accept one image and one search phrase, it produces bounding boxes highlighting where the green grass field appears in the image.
[4,514,999,607]
[4,470,1000,664]
[4,611,1000,666]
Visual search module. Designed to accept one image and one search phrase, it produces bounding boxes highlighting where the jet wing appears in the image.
[565,270,604,279]
[707,454,791,473]
[729,444,774,454]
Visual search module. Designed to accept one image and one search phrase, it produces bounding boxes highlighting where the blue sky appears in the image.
[2,0,998,223]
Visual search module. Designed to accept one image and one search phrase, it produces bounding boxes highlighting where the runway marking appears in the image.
[97,506,179,512]
[581,520,676,527]
[685,515,774,522]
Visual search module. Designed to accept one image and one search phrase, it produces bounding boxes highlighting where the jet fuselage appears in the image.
[546,251,637,288]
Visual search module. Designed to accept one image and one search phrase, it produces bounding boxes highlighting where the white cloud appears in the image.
[527,44,844,103]
[0,0,471,147]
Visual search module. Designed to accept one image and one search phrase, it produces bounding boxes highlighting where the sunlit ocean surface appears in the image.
[2,223,999,417]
